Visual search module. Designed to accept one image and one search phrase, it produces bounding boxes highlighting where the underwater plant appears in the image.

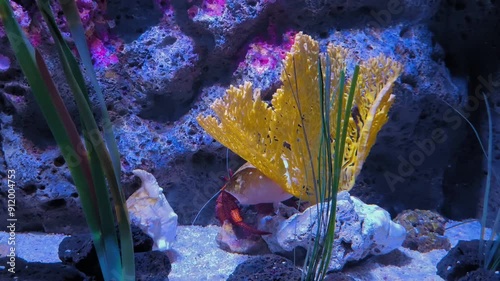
[300,43,360,281]
[197,32,402,279]
[478,94,500,271]
[443,93,499,273]
[0,1,134,280]
[197,33,401,203]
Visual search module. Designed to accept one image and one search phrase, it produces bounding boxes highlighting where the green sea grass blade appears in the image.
[36,1,134,279]
[317,69,346,281]
[479,92,493,268]
[442,99,499,184]
[339,65,359,165]
[37,49,115,280]
[36,2,122,279]
[56,1,135,278]
[0,0,111,277]
[322,65,359,277]
[318,57,336,280]
[322,55,334,213]
[317,57,328,213]
[479,93,497,270]
[0,0,100,240]
[485,211,500,269]
[58,0,123,182]
[332,70,346,189]
[305,58,329,280]
[443,93,499,270]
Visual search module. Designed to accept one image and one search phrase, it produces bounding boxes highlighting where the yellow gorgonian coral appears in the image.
[197,32,402,203]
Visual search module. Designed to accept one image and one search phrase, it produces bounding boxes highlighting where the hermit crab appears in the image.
[216,162,292,236]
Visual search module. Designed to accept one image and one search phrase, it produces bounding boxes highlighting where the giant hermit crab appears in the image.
[215,162,292,236]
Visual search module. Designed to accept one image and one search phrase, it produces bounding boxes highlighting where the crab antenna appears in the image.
[192,148,232,226]
[192,189,222,225]
[226,148,230,178]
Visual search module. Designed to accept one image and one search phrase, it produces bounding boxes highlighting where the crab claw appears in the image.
[216,190,270,236]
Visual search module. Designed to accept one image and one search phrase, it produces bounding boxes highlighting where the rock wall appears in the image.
[1,0,497,234]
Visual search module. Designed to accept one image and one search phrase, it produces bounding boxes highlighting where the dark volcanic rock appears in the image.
[458,268,500,281]
[58,233,100,278]
[324,272,356,281]
[227,254,301,281]
[0,257,87,281]
[437,240,500,281]
[135,251,172,281]
[58,224,155,278]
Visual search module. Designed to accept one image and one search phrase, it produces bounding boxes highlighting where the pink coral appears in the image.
[0,1,118,68]
[0,1,38,44]
[244,42,278,74]
[241,29,297,74]
[89,38,119,68]
[188,0,226,18]
[203,0,226,17]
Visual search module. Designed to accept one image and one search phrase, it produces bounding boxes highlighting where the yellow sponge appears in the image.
[197,32,402,203]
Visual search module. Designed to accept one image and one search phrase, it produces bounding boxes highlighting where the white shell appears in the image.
[127,169,178,250]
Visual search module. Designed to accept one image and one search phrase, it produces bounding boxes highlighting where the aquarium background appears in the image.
[0,0,499,280]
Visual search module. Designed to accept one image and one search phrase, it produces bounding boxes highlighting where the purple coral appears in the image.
[202,0,226,17]
[0,1,37,44]
[74,0,119,67]
[241,28,297,74]
[188,0,226,19]
[89,38,119,68]
[0,1,118,68]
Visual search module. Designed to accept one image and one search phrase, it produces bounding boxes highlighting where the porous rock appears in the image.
[120,24,200,118]
[0,257,87,280]
[135,250,172,281]
[58,224,154,278]
[324,272,356,281]
[227,254,301,281]
[261,192,406,271]
[394,209,450,252]
[436,240,485,281]
[458,268,500,281]
[0,0,472,235]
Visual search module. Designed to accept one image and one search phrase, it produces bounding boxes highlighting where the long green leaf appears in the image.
[479,93,497,270]
[0,0,110,277]
[443,93,499,271]
[56,1,135,278]
[321,65,359,279]
[36,1,134,279]
[58,0,123,182]
[36,2,122,279]
[300,50,359,280]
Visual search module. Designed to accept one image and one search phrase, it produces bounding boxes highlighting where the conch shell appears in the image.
[225,162,292,205]
[127,169,178,250]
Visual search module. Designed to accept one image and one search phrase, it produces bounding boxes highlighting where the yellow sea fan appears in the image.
[197,32,402,203]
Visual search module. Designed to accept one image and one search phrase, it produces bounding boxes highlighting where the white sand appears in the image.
[0,220,488,281]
